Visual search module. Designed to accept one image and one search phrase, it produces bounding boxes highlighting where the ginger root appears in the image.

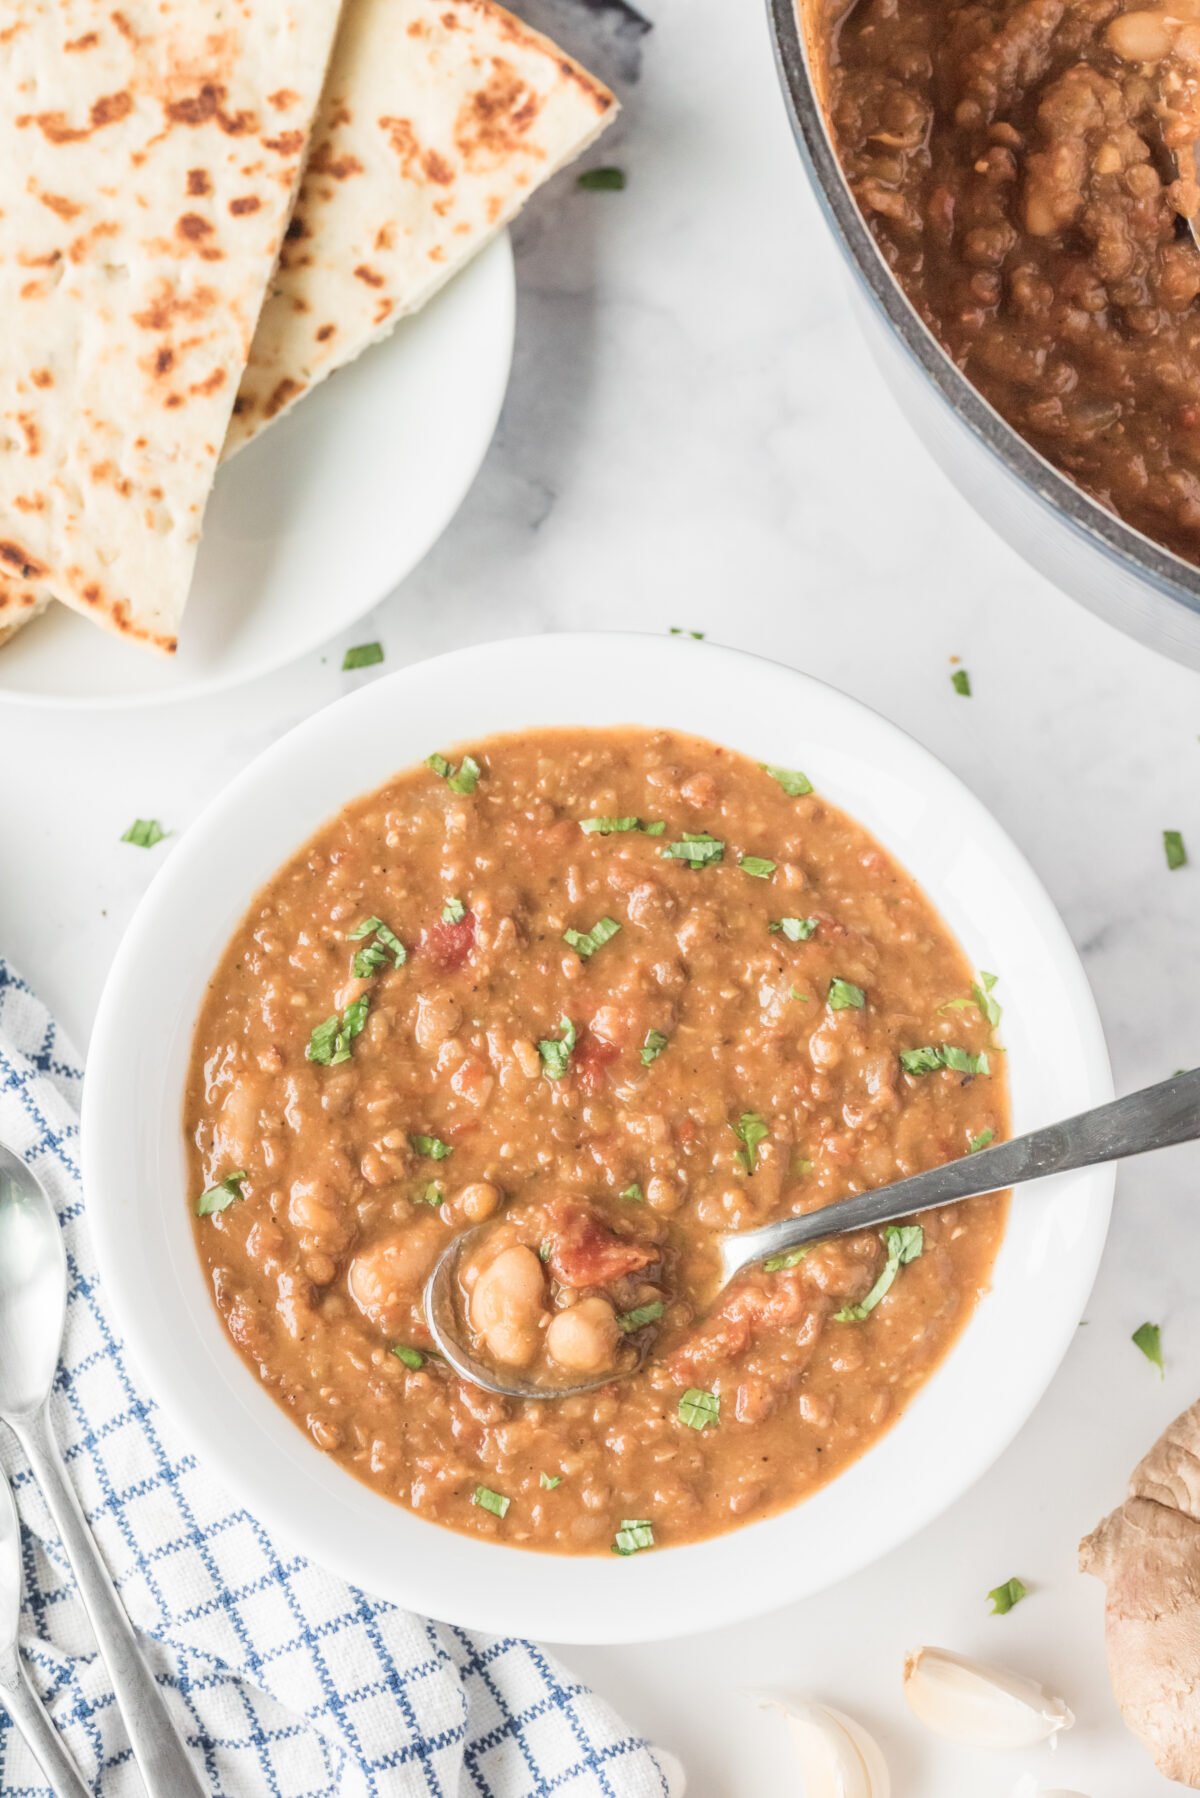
[1080,1397,1200,1787]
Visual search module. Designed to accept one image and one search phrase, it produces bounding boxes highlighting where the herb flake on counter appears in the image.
[1133,1320,1164,1375]
[612,1518,655,1555]
[578,166,626,191]
[678,1388,720,1431]
[472,1485,510,1519]
[771,916,817,942]
[342,642,384,671]
[540,1472,562,1490]
[442,896,466,924]
[538,1016,577,1080]
[620,1183,644,1203]
[988,1577,1028,1615]
[732,1111,769,1174]
[951,668,972,697]
[619,1300,664,1333]
[828,978,865,1012]
[640,1029,669,1067]
[392,1344,424,1370]
[580,816,665,836]
[563,917,622,959]
[1165,829,1188,871]
[414,1182,443,1206]
[761,763,813,798]
[410,1133,452,1161]
[764,1244,810,1272]
[969,1127,996,1154]
[900,1044,990,1077]
[307,994,370,1066]
[661,832,725,868]
[836,1224,924,1321]
[426,752,481,795]
[669,626,704,638]
[195,1171,246,1218]
[121,818,168,849]
[740,855,777,880]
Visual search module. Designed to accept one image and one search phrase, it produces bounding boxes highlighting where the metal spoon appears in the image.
[0,1466,89,1797]
[0,1143,205,1798]
[426,1066,1200,1398]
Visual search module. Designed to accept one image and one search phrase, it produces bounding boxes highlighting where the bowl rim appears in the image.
[765,0,1200,621]
[81,631,1114,1643]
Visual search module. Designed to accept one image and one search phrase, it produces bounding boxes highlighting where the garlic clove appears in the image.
[903,1647,1074,1750]
[651,1746,687,1796]
[748,1688,891,1797]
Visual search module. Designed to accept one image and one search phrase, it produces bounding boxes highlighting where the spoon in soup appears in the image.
[426,1065,1200,1398]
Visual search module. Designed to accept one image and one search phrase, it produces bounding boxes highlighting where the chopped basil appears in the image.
[618,1299,664,1333]
[392,1344,424,1370]
[409,1133,452,1161]
[771,916,817,942]
[537,1016,577,1080]
[790,987,809,1003]
[414,1182,443,1206]
[943,970,1001,1031]
[619,1182,644,1203]
[472,1485,510,1518]
[580,816,665,837]
[761,764,813,798]
[578,166,626,190]
[969,1127,995,1154]
[732,1111,769,1174]
[612,1518,655,1555]
[342,642,384,671]
[307,994,371,1065]
[1133,1320,1164,1374]
[951,667,971,697]
[661,833,725,868]
[538,1240,552,1262]
[764,1244,810,1272]
[900,1044,990,1077]
[988,1577,1028,1615]
[540,1472,562,1490]
[1165,829,1187,871]
[678,1388,720,1430]
[563,917,622,959]
[426,752,481,795]
[739,855,777,880]
[640,1029,669,1067]
[442,896,467,924]
[348,915,406,976]
[195,1170,246,1217]
[836,1224,924,1322]
[828,978,865,1011]
[121,818,168,848]
[669,626,704,638]
[426,753,451,778]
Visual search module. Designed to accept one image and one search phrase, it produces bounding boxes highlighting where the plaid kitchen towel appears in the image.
[0,962,674,1798]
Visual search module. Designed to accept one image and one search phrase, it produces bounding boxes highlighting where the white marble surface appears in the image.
[2,0,1200,1792]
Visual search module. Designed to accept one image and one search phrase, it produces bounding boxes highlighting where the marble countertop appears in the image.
[2,0,1198,1791]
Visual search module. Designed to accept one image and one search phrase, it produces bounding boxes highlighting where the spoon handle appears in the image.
[13,1404,205,1798]
[725,1066,1200,1275]
[0,1643,91,1798]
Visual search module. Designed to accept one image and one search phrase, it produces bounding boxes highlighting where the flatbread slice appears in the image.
[225,0,615,454]
[0,0,344,653]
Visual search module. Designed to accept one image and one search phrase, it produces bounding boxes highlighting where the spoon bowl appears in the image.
[0,1147,67,1420]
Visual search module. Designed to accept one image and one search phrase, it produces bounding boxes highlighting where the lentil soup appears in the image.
[185,727,1008,1554]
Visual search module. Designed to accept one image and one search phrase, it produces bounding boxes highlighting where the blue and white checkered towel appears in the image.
[0,962,674,1798]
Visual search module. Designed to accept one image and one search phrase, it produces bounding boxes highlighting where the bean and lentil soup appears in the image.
[823,0,1200,562]
[186,728,1008,1554]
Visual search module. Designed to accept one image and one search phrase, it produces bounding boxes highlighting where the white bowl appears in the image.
[82,633,1113,1643]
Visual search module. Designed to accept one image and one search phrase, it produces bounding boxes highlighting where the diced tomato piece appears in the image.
[675,1117,700,1149]
[668,1272,823,1380]
[574,1030,620,1095]
[548,1204,658,1289]
[419,910,476,972]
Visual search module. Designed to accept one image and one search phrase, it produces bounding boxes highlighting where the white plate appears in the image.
[0,237,514,709]
[82,633,1114,1643]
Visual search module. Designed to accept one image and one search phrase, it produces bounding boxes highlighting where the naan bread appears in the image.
[225,0,615,454]
[0,0,344,653]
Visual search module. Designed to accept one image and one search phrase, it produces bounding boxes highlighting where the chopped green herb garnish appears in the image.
[828,978,865,1011]
[669,626,704,638]
[195,1170,246,1218]
[770,916,817,942]
[619,1183,644,1203]
[951,667,971,697]
[900,1044,990,1077]
[612,1519,655,1555]
[732,1111,769,1174]
[761,764,813,798]
[578,166,626,191]
[661,833,725,868]
[640,1029,669,1066]
[969,1127,995,1154]
[836,1224,924,1321]
[442,896,466,923]
[563,917,622,959]
[409,1133,452,1161]
[537,1016,577,1080]
[121,818,168,849]
[538,1240,552,1262]
[348,916,406,976]
[426,752,481,795]
[307,994,371,1065]
[414,1182,443,1206]
[342,642,384,671]
[426,753,451,777]
[739,855,777,880]
[988,1577,1028,1615]
[472,1485,510,1519]
[579,816,665,836]
[618,1300,664,1333]
[943,971,1001,1031]
[540,1472,562,1490]
[1133,1320,1164,1375]
[678,1388,720,1430]
[764,1244,810,1272]
[392,1344,424,1370]
[1165,829,1187,871]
